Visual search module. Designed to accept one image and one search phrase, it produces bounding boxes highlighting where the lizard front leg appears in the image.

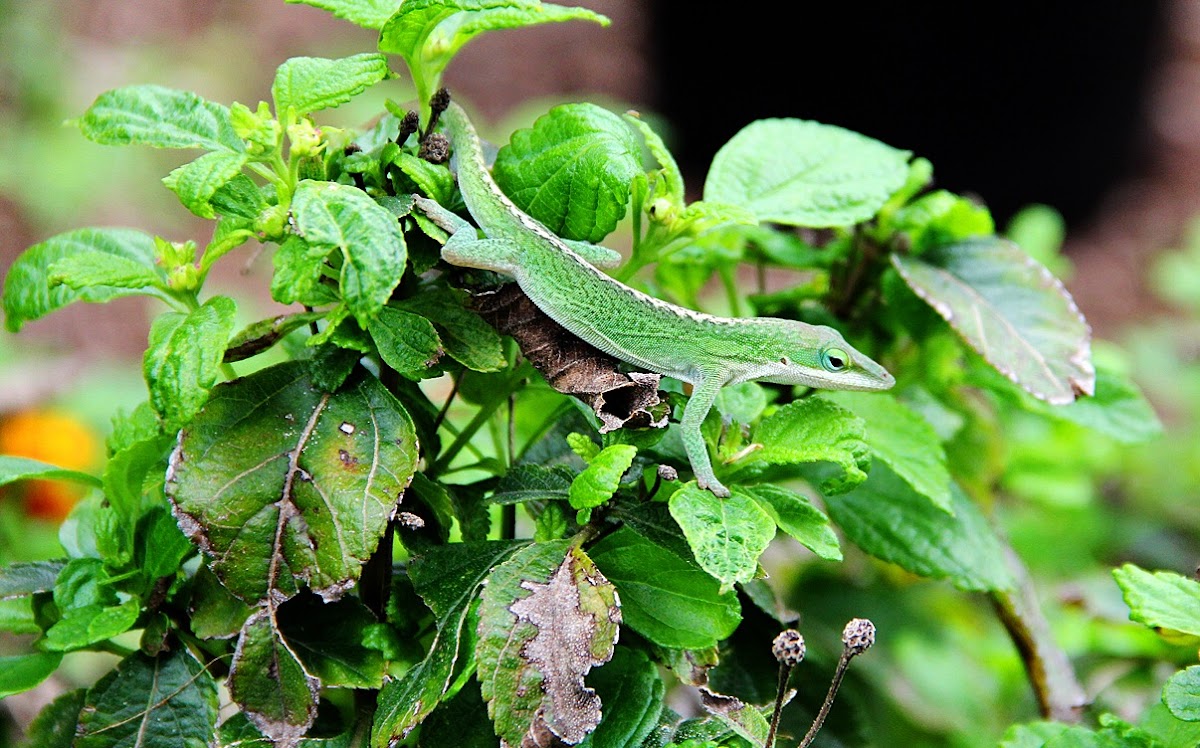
[680,370,730,498]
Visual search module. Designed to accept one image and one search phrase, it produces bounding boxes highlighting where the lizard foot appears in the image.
[698,479,731,498]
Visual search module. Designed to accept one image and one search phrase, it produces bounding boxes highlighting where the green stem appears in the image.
[719,264,743,317]
[91,640,137,658]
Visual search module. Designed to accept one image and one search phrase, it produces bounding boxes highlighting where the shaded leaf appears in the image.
[75,649,218,748]
[892,237,1094,404]
[190,564,254,640]
[669,483,775,589]
[278,593,385,688]
[578,647,666,748]
[167,361,418,604]
[229,610,319,742]
[489,464,574,505]
[224,311,325,363]
[75,84,244,151]
[26,688,86,748]
[750,397,869,494]
[143,295,238,430]
[0,559,66,599]
[367,306,444,376]
[270,235,337,307]
[494,103,642,242]
[291,180,407,326]
[272,53,391,116]
[1113,564,1200,637]
[825,464,1014,592]
[3,228,167,332]
[44,601,141,652]
[742,483,841,561]
[589,527,740,650]
[475,542,620,747]
[163,150,249,218]
[397,287,505,371]
[698,687,771,747]
[704,118,910,226]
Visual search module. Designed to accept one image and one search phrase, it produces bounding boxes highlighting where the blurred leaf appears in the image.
[569,444,637,510]
[475,542,619,747]
[0,652,63,698]
[494,103,642,242]
[25,689,86,748]
[143,295,237,431]
[489,464,573,504]
[669,483,775,589]
[1026,365,1162,445]
[827,391,952,511]
[3,228,169,332]
[0,456,100,489]
[163,150,249,219]
[75,84,244,151]
[44,600,141,651]
[589,527,740,649]
[224,311,324,363]
[0,559,66,598]
[892,237,1094,404]
[229,610,319,741]
[749,397,869,494]
[291,180,407,326]
[825,464,1015,592]
[1113,565,1200,637]
[1007,204,1069,277]
[697,688,770,748]
[890,189,993,254]
[166,361,418,604]
[704,118,910,226]
[272,54,390,116]
[742,483,841,560]
[285,0,400,29]
[1164,666,1200,722]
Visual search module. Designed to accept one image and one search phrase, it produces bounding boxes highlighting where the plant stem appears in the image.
[766,663,793,748]
[797,651,851,748]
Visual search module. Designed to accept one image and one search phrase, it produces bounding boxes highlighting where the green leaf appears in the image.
[476,542,620,747]
[889,189,994,254]
[698,688,771,748]
[1022,365,1162,445]
[570,444,637,510]
[367,306,444,376]
[3,228,167,332]
[166,361,419,604]
[0,559,66,598]
[190,565,253,640]
[138,506,192,581]
[143,295,238,431]
[489,464,574,504]
[270,235,336,307]
[589,527,740,650]
[285,0,400,29]
[277,593,385,688]
[229,610,319,742]
[396,287,505,371]
[76,84,244,151]
[0,456,101,489]
[379,1,608,100]
[291,180,407,326]
[1113,565,1200,637]
[26,689,87,748]
[493,103,642,242]
[892,237,1094,404]
[211,173,270,219]
[824,464,1015,592]
[44,600,141,651]
[827,391,952,512]
[47,251,166,295]
[417,682,496,748]
[742,484,841,561]
[668,483,775,589]
[224,311,325,363]
[272,53,391,116]
[391,152,457,204]
[0,652,63,698]
[102,435,173,520]
[409,540,525,621]
[1164,666,1200,721]
[578,647,665,748]
[163,150,250,219]
[750,397,869,494]
[73,650,217,748]
[704,118,910,227]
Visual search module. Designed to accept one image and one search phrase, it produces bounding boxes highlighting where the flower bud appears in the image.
[841,618,875,656]
[772,629,806,667]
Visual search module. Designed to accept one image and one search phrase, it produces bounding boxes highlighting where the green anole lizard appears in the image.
[415,101,895,497]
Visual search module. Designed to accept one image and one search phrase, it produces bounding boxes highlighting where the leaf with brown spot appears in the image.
[475,541,621,748]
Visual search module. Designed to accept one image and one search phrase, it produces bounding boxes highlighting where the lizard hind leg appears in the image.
[441,235,523,275]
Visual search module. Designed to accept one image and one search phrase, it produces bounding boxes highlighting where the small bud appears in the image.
[420,132,450,163]
[398,110,420,146]
[656,464,679,482]
[841,618,875,656]
[430,87,451,117]
[287,119,323,158]
[772,629,806,667]
[254,204,288,239]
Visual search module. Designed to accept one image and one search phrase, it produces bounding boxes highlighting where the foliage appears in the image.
[0,1,1191,746]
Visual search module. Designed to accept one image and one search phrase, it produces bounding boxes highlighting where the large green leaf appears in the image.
[750,397,869,494]
[704,118,910,226]
[668,483,775,589]
[578,647,666,748]
[0,559,66,598]
[291,180,407,326]
[143,295,238,431]
[163,150,249,219]
[272,53,391,116]
[75,84,244,152]
[396,287,505,372]
[589,527,740,650]
[892,237,1094,404]
[0,652,63,698]
[493,103,642,242]
[1113,565,1200,637]
[166,361,418,604]
[475,541,620,747]
[75,650,218,748]
[825,464,1015,592]
[3,228,168,332]
[285,0,400,29]
[228,610,319,742]
[828,391,952,512]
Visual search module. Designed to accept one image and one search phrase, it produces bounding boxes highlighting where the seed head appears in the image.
[841,618,875,656]
[420,133,450,164]
[772,629,806,667]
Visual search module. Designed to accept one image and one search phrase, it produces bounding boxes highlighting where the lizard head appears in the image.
[760,323,895,391]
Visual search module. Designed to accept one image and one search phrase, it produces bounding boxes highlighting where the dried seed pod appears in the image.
[841,617,876,656]
[772,629,806,667]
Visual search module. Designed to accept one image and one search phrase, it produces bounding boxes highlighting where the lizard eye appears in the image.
[820,347,849,372]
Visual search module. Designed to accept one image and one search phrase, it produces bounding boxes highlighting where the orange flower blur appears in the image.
[0,410,100,522]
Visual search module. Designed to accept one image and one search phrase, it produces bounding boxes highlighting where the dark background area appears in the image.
[651,3,1165,229]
